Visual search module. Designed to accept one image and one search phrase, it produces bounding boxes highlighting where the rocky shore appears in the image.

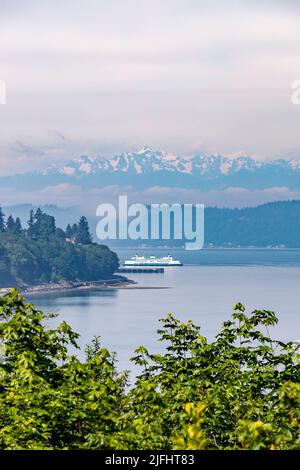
[0,275,170,298]
[0,275,135,298]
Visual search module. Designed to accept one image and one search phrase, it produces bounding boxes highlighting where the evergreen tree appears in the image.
[34,208,43,237]
[0,209,118,285]
[76,216,92,244]
[72,223,78,240]
[6,215,16,233]
[15,217,22,234]
[27,208,56,240]
[39,212,56,239]
[27,210,35,239]
[55,227,66,240]
[66,224,72,239]
[0,206,5,232]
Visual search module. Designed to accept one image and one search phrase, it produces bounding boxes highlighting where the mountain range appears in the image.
[1,147,300,192]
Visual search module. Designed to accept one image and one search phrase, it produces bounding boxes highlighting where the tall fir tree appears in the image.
[15,217,22,234]
[27,210,35,239]
[65,224,72,239]
[34,208,43,237]
[76,216,92,244]
[6,215,16,233]
[0,206,6,232]
[27,208,56,240]
[71,223,78,240]
[39,212,56,239]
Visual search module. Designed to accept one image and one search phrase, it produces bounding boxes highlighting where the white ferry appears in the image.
[124,255,182,266]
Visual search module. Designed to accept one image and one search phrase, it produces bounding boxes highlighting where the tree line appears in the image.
[0,206,92,245]
[0,207,118,286]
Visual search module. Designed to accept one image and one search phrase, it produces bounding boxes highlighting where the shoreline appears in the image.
[0,276,170,298]
[23,284,170,298]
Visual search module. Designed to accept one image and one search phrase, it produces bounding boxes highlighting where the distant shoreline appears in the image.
[112,246,300,251]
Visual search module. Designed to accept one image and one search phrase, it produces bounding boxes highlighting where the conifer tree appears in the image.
[0,206,5,232]
[15,217,22,234]
[72,223,78,240]
[6,215,15,233]
[34,208,43,237]
[27,210,35,239]
[66,224,73,239]
[76,216,92,244]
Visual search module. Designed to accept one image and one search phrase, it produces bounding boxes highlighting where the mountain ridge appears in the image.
[41,147,300,178]
[1,147,300,194]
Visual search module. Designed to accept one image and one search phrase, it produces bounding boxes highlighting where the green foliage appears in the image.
[15,217,22,234]
[0,208,119,285]
[6,215,15,233]
[0,206,5,232]
[205,200,300,248]
[27,208,56,241]
[236,381,300,449]
[0,292,299,450]
[173,403,207,450]
[76,216,92,245]
[65,223,72,239]
[127,304,300,450]
[7,216,23,235]
[0,290,128,449]
[27,210,35,239]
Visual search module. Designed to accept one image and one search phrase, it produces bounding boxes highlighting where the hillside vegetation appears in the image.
[4,199,300,248]
[205,200,300,247]
[0,207,119,287]
[0,290,299,450]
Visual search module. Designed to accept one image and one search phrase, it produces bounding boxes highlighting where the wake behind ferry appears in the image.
[124,255,183,267]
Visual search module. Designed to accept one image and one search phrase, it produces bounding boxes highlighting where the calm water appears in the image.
[28,249,300,380]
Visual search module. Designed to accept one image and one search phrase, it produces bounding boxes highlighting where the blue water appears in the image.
[116,247,300,267]
[28,249,300,381]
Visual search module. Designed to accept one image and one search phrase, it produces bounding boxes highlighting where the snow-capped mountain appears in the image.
[42,147,300,180]
[42,147,188,176]
[2,147,300,193]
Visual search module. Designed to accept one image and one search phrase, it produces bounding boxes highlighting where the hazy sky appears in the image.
[1,0,300,176]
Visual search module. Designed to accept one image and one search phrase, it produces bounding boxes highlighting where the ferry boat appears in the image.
[124,255,182,267]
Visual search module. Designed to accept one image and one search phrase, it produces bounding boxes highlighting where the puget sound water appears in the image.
[28,248,300,381]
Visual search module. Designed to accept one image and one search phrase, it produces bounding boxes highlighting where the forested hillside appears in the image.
[4,200,300,248]
[102,200,300,248]
[205,200,300,247]
[0,207,119,287]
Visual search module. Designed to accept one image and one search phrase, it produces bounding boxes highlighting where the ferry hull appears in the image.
[124,255,183,267]
[124,262,182,267]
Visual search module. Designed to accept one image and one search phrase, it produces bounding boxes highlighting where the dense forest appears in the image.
[0,290,299,450]
[0,207,119,287]
[95,199,300,248]
[93,199,300,248]
[205,200,300,247]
